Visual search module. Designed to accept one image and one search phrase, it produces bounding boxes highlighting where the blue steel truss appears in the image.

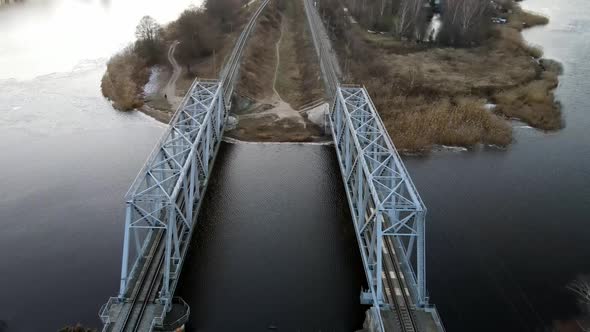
[119,79,226,309]
[331,85,427,327]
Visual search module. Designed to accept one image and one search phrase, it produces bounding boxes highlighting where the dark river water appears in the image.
[176,143,366,331]
[405,1,590,330]
[0,0,588,331]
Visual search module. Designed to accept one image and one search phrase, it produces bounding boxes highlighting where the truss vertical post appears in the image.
[118,204,132,298]
[417,210,426,307]
[162,206,174,306]
[375,212,384,304]
[188,157,195,220]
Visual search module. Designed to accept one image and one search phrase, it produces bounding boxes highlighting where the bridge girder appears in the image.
[331,86,428,328]
[119,79,226,309]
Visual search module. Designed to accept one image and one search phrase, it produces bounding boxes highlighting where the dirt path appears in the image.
[272,19,284,98]
[163,41,181,108]
[243,18,306,126]
[226,3,328,142]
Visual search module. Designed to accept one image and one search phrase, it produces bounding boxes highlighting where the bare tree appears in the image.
[134,16,164,65]
[205,0,242,31]
[451,0,488,36]
[438,0,490,46]
[172,9,221,72]
[395,0,424,40]
[135,16,161,42]
[568,278,590,305]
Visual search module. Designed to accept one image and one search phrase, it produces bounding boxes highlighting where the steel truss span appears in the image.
[331,85,427,330]
[120,79,226,309]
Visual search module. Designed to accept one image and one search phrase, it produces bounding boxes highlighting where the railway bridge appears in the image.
[99,0,444,331]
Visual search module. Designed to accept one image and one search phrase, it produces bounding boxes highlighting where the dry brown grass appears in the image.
[101,47,149,110]
[274,0,324,108]
[342,50,517,151]
[507,4,549,30]
[329,0,561,152]
[373,93,512,151]
[494,70,561,130]
[492,26,545,58]
[236,1,281,99]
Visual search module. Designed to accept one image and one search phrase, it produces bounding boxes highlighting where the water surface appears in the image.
[0,0,588,331]
[0,0,198,330]
[405,1,590,330]
[177,143,366,331]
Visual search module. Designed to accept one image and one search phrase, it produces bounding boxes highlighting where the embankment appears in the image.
[101,1,254,120]
[226,0,327,142]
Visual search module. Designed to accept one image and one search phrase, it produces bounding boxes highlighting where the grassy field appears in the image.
[336,2,560,153]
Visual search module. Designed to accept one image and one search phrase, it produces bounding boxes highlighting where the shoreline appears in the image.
[100,1,255,118]
[102,0,562,154]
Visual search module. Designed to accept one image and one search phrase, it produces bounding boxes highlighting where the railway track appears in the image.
[116,230,165,332]
[303,0,341,96]
[383,237,419,332]
[221,0,270,103]
[117,191,192,331]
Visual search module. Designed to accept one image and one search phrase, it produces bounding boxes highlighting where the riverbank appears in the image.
[100,0,256,120]
[101,0,562,151]
[320,0,562,153]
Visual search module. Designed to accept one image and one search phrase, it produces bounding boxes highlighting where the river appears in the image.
[0,0,588,331]
[0,1,193,331]
[405,1,590,330]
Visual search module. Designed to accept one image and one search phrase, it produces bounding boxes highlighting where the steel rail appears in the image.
[119,230,165,332]
[120,189,191,332]
[220,0,270,104]
[383,236,419,332]
[126,251,165,332]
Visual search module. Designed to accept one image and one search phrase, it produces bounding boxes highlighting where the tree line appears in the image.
[323,0,499,46]
[133,0,247,72]
[102,0,247,110]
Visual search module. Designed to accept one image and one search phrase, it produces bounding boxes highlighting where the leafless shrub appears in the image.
[494,70,561,130]
[568,277,590,313]
[59,324,97,332]
[395,0,427,40]
[438,0,492,47]
[101,46,148,111]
